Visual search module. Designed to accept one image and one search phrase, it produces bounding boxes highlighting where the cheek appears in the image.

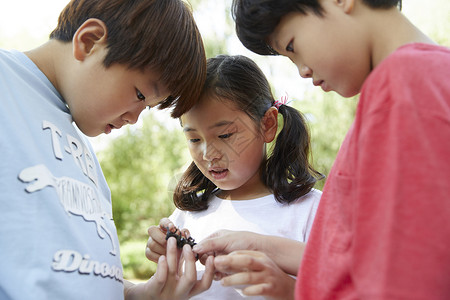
[189,146,205,166]
[234,143,265,170]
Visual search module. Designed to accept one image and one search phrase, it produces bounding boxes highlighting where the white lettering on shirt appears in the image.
[52,249,123,282]
[43,120,98,186]
[18,164,117,255]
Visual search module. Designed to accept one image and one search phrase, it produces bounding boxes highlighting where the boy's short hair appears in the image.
[231,0,402,56]
[50,0,206,118]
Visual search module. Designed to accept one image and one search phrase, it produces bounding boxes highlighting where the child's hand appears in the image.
[145,218,174,263]
[193,230,259,265]
[126,237,215,300]
[214,250,295,300]
[146,218,195,263]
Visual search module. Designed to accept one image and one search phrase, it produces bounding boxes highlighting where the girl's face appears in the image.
[268,0,372,97]
[181,96,270,200]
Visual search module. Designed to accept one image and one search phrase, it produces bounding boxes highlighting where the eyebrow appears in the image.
[183,120,235,132]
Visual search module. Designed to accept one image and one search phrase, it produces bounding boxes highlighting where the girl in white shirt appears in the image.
[146,54,323,299]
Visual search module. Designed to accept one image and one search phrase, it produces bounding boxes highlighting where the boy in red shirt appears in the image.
[193,0,450,299]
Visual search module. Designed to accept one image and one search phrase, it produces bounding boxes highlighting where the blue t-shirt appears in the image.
[0,49,124,299]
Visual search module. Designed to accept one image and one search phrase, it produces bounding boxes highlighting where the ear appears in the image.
[72,18,108,61]
[335,0,355,14]
[261,107,278,143]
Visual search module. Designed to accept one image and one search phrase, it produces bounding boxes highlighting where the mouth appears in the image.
[313,80,324,87]
[313,80,331,92]
[105,123,122,134]
[209,168,229,180]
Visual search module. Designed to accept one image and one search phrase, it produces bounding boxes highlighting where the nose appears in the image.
[298,65,312,78]
[202,141,222,162]
[122,106,145,125]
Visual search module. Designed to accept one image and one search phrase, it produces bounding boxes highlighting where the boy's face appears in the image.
[268,0,372,97]
[66,48,170,137]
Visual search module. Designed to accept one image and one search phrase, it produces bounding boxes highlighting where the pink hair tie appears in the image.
[273,94,289,109]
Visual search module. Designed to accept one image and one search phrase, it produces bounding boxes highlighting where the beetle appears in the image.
[165,226,197,249]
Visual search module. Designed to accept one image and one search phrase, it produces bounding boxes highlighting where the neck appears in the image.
[217,168,272,200]
[365,6,435,69]
[217,188,272,201]
[24,40,72,94]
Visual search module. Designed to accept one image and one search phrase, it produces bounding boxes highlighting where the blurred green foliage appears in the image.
[296,92,358,190]
[98,112,189,243]
[120,240,157,280]
[99,112,189,280]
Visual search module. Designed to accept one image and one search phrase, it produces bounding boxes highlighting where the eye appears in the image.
[219,133,233,139]
[136,88,151,109]
[136,88,146,101]
[286,40,294,52]
[189,138,200,143]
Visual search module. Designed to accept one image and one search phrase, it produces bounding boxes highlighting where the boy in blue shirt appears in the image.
[0,0,213,299]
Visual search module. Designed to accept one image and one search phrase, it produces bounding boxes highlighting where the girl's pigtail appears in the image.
[264,105,324,204]
[173,162,217,211]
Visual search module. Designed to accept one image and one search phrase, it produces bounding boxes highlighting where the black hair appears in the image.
[50,0,206,118]
[173,55,324,211]
[231,0,402,55]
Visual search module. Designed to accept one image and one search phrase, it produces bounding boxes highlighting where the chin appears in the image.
[337,88,360,98]
[214,183,238,191]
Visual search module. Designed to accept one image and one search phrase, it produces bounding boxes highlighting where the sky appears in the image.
[1,0,449,149]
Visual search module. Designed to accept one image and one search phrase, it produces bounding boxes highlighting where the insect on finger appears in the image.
[165,226,199,260]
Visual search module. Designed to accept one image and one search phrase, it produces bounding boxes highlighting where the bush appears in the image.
[121,239,157,280]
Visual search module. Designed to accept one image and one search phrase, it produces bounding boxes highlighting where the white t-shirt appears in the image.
[0,49,123,299]
[169,189,322,299]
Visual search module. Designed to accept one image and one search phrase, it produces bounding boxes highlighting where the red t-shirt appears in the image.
[296,43,450,299]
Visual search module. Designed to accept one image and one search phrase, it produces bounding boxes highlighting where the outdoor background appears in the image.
[1,0,449,280]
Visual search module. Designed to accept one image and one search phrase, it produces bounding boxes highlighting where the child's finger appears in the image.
[220,269,261,287]
[145,238,166,262]
[189,255,215,297]
[146,235,166,253]
[147,225,168,247]
[146,226,168,262]
[198,252,215,266]
[147,228,167,245]
[146,255,168,294]
[241,283,272,297]
[166,237,178,275]
[214,251,265,274]
[159,218,174,231]
[181,244,197,282]
[180,227,192,238]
